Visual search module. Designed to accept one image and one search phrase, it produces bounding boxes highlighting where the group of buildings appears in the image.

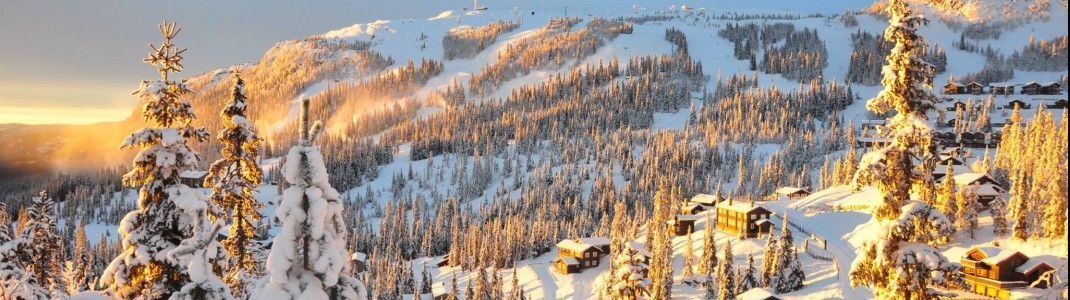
[943,81,1063,96]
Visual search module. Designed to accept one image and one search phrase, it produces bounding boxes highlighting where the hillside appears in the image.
[0,0,1067,299]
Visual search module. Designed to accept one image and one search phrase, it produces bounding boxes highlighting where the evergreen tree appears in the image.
[716,240,735,300]
[206,73,267,298]
[0,202,50,300]
[18,191,62,292]
[759,232,778,288]
[682,229,695,281]
[99,21,214,300]
[955,184,980,239]
[699,214,718,276]
[1042,158,1067,239]
[990,196,1010,237]
[648,181,673,300]
[1010,169,1031,241]
[254,98,367,299]
[738,254,758,293]
[610,242,650,300]
[938,163,958,227]
[848,1,957,299]
[421,263,433,295]
[773,216,804,293]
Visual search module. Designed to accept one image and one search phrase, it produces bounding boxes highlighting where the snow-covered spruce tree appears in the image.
[715,240,735,300]
[254,98,367,300]
[647,181,673,300]
[99,21,218,300]
[773,216,804,293]
[17,191,62,293]
[698,214,717,277]
[990,196,1009,237]
[0,202,50,300]
[759,232,778,289]
[610,242,650,300]
[937,163,957,227]
[205,73,266,298]
[955,184,980,239]
[681,229,695,282]
[738,254,758,293]
[848,1,958,299]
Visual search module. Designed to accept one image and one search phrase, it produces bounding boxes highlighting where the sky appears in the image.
[0,0,865,125]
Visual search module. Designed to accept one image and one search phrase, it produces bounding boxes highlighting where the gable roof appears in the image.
[966,246,1025,265]
[944,81,962,87]
[954,173,997,186]
[556,239,594,252]
[716,200,770,214]
[1015,259,1054,274]
[577,237,610,247]
[775,187,809,195]
[690,194,720,205]
[738,288,780,300]
[556,256,580,265]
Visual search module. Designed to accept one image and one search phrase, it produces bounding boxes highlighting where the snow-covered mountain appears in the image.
[1,0,1067,299]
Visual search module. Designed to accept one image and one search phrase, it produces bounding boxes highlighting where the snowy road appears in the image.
[784,209,873,300]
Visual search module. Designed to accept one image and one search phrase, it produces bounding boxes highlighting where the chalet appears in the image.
[1004,99,1030,109]
[940,146,967,158]
[555,238,609,274]
[1021,82,1042,95]
[351,252,367,274]
[959,132,986,148]
[937,155,966,166]
[1046,99,1068,109]
[668,215,700,236]
[960,246,1054,299]
[774,187,811,200]
[1040,82,1063,95]
[932,164,973,182]
[944,81,965,94]
[989,132,1003,145]
[967,82,985,95]
[682,203,706,215]
[990,83,1014,95]
[973,184,1005,207]
[179,170,208,188]
[576,237,611,254]
[738,288,782,300]
[432,282,450,300]
[715,199,773,238]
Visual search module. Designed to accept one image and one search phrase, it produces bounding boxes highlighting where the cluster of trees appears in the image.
[442,21,520,60]
[994,106,1068,241]
[848,30,947,86]
[1007,35,1068,72]
[467,17,634,96]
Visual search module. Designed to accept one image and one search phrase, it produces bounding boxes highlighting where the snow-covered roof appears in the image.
[967,81,984,86]
[954,172,996,186]
[683,203,704,211]
[675,214,701,222]
[968,246,1023,265]
[716,200,769,214]
[738,287,779,300]
[179,170,208,178]
[351,252,367,261]
[1042,82,1060,86]
[990,82,1014,87]
[944,81,962,87]
[557,256,580,265]
[432,282,448,296]
[1015,259,1054,274]
[755,219,773,226]
[689,194,719,205]
[577,237,610,247]
[975,184,1004,196]
[775,187,809,195]
[557,239,594,252]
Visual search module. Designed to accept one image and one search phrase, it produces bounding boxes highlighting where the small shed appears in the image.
[774,187,811,200]
[682,203,706,215]
[351,252,367,274]
[1046,99,1067,109]
[554,257,582,274]
[668,215,700,236]
[179,170,208,188]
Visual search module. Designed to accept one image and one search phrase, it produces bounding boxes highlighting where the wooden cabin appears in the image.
[959,132,986,148]
[955,172,1001,187]
[774,187,811,200]
[555,238,609,274]
[948,100,968,111]
[944,81,965,94]
[1021,82,1041,95]
[961,246,1055,299]
[688,193,720,207]
[967,82,985,95]
[668,215,700,236]
[739,288,783,300]
[682,203,706,215]
[179,170,208,188]
[1046,99,1067,109]
[938,155,966,166]
[1040,82,1063,95]
[990,83,1014,95]
[973,184,1005,207]
[715,200,774,238]
[1004,99,1030,109]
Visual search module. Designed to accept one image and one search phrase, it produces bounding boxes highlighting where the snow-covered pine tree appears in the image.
[166,209,232,300]
[938,163,958,227]
[774,216,804,293]
[18,191,62,293]
[955,184,980,239]
[99,21,215,300]
[738,253,758,293]
[1042,152,1067,239]
[716,240,735,300]
[682,229,695,282]
[205,72,267,298]
[848,1,958,299]
[421,263,432,295]
[68,221,90,293]
[759,232,778,288]
[990,195,1009,237]
[0,202,50,300]
[611,241,650,300]
[1010,169,1030,241]
[699,214,717,276]
[647,181,673,300]
[254,97,367,300]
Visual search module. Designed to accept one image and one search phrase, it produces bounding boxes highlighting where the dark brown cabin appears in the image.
[961,246,1055,299]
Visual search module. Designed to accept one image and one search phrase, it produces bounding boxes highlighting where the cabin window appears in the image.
[965,268,974,275]
[977,269,987,277]
[750,214,757,220]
